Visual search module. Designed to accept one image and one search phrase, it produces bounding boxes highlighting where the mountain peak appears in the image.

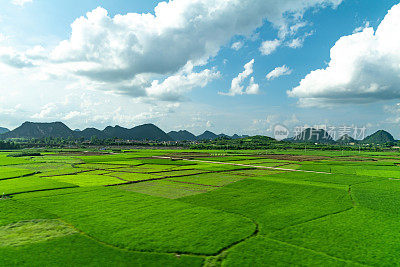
[197,130,218,140]
[362,130,395,144]
[168,130,196,141]
[0,127,10,134]
[287,128,335,144]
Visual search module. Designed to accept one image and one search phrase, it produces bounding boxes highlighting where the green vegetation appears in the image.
[0,167,37,180]
[45,173,123,187]
[1,176,76,195]
[181,179,352,233]
[19,187,255,255]
[7,152,41,157]
[1,148,400,265]
[118,180,217,199]
[0,219,77,247]
[0,235,204,266]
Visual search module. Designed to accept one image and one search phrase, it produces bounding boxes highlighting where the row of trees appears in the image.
[190,136,395,151]
[3,136,398,151]
[0,140,20,149]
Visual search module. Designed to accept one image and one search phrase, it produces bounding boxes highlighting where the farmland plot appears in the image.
[2,149,400,266]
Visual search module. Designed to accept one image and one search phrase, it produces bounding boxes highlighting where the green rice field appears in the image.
[1,148,400,266]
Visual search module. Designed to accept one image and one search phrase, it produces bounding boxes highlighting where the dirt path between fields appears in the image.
[152,156,332,175]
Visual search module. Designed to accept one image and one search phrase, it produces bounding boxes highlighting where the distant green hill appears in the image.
[1,122,74,139]
[0,122,172,141]
[337,134,355,144]
[197,131,219,140]
[362,130,395,144]
[168,130,197,141]
[0,127,10,134]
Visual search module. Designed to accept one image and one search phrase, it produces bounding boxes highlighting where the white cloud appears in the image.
[145,64,220,101]
[353,21,370,34]
[266,65,292,80]
[245,77,260,95]
[289,3,400,107]
[231,41,244,51]
[11,0,32,7]
[0,0,344,131]
[31,103,57,119]
[45,0,341,100]
[289,22,308,35]
[286,31,314,49]
[260,39,281,55]
[63,111,82,120]
[0,47,34,68]
[220,59,259,96]
[287,38,303,48]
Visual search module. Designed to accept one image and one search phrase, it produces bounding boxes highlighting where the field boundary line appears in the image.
[167,180,223,188]
[0,171,40,181]
[265,237,369,266]
[56,215,258,259]
[104,168,254,187]
[5,186,79,197]
[54,219,207,259]
[152,156,333,174]
[274,206,354,233]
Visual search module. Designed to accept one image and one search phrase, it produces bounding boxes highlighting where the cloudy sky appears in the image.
[1,0,400,137]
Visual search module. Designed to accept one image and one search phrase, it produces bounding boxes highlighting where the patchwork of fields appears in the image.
[1,149,400,266]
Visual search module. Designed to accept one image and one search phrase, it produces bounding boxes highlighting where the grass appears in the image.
[118,180,217,199]
[123,164,176,172]
[221,236,349,266]
[139,158,197,166]
[0,234,204,266]
[104,172,162,181]
[262,171,382,185]
[155,169,207,177]
[0,155,30,166]
[228,169,283,176]
[2,148,400,265]
[191,163,252,172]
[269,207,400,266]
[0,167,36,180]
[0,199,56,226]
[11,163,72,173]
[19,187,256,255]
[352,179,400,214]
[0,176,77,195]
[181,179,353,234]
[0,219,77,247]
[45,173,124,187]
[169,173,246,187]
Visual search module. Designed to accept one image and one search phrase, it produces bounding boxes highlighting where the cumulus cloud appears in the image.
[0,0,343,106]
[220,59,259,96]
[47,0,341,99]
[288,3,400,107]
[63,111,82,120]
[11,0,32,7]
[266,65,292,80]
[0,47,34,68]
[260,39,281,55]
[31,103,57,119]
[286,31,314,48]
[231,41,244,51]
[245,77,260,94]
[145,64,220,101]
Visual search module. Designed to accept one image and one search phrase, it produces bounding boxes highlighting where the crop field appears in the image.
[1,148,400,265]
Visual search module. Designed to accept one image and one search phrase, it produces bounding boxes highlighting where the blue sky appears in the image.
[1,0,400,138]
